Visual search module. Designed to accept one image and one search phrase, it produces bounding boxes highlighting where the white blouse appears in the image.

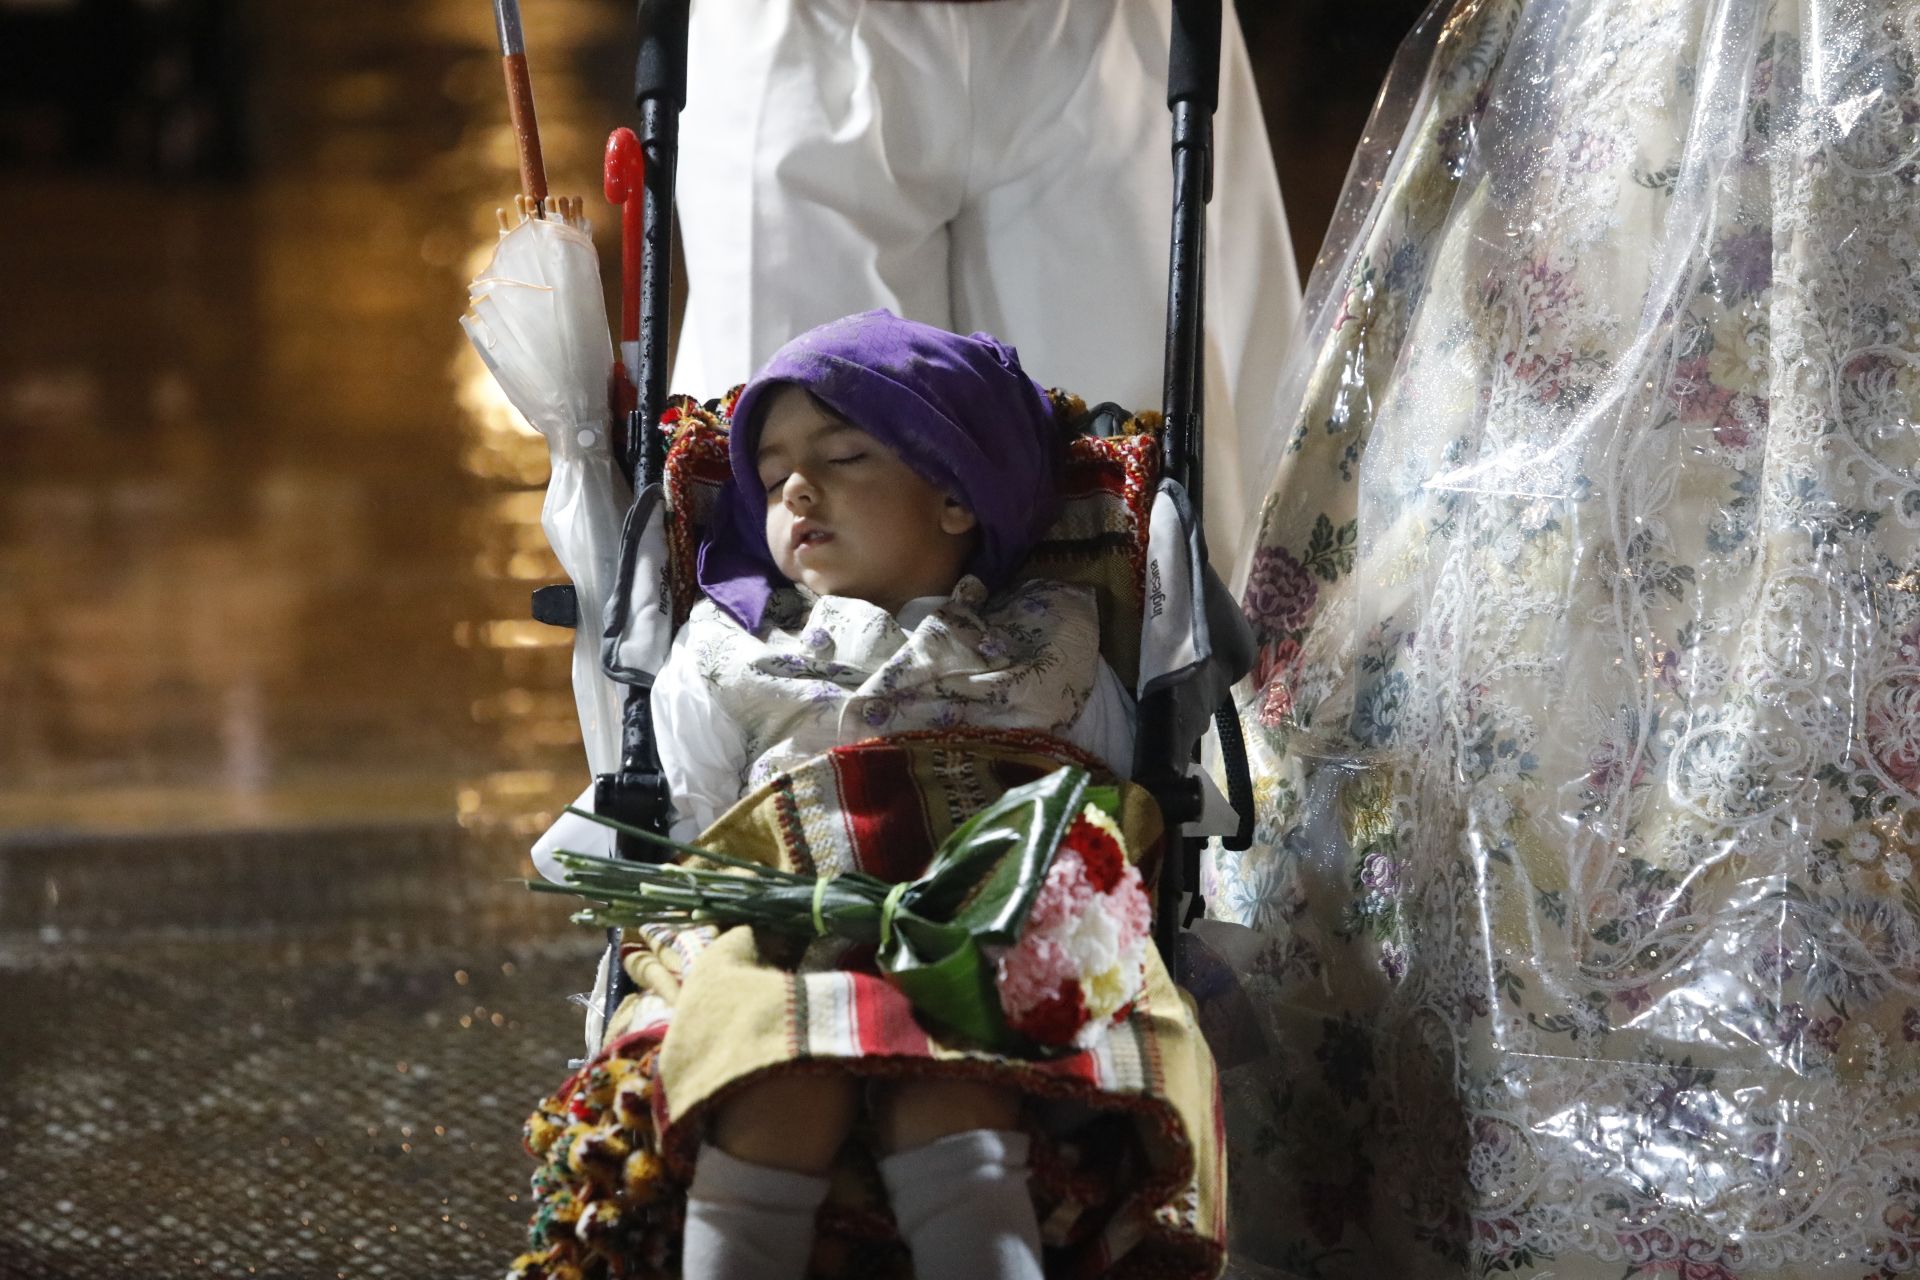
[653,579,1136,840]
[531,577,1140,881]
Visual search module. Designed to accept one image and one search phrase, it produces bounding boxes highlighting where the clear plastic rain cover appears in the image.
[1207,0,1920,1275]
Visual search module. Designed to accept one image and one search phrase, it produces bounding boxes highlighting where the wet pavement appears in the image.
[0,930,586,1280]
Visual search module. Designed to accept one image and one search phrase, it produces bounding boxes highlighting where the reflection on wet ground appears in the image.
[1,1,643,1275]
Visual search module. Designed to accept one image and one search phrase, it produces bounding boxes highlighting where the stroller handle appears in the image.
[627,0,688,492]
[633,0,689,112]
[1148,0,1223,962]
[1167,0,1223,112]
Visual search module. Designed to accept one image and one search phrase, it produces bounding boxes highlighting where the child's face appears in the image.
[754,386,978,613]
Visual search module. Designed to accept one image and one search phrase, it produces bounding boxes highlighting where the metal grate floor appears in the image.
[0,828,594,1280]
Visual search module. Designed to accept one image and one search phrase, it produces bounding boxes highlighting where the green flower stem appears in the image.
[559,807,834,886]
[528,883,722,914]
[551,841,824,890]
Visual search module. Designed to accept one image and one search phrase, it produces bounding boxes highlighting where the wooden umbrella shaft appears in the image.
[503,51,547,207]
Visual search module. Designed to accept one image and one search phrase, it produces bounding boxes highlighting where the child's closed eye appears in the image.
[828,452,867,466]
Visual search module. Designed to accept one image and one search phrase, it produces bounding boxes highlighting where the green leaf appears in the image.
[1302,514,1358,581]
[1082,785,1122,823]
[902,767,1089,950]
[885,935,1022,1052]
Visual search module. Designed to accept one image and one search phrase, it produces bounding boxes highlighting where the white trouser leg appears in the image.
[950,0,1300,585]
[1206,0,1304,587]
[878,1128,1044,1280]
[674,0,968,394]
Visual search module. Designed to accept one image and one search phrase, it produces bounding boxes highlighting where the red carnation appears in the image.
[1009,980,1088,1047]
[1064,818,1125,892]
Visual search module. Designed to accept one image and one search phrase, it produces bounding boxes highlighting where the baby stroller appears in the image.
[497,2,1258,1275]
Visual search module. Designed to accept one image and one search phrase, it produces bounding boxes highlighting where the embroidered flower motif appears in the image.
[1669,354,1735,425]
[1252,636,1302,693]
[1379,939,1408,984]
[1243,545,1319,636]
[1258,678,1295,728]
[1713,226,1773,299]
[1359,851,1398,893]
[1566,126,1618,173]
[1351,671,1408,746]
[1868,674,1920,797]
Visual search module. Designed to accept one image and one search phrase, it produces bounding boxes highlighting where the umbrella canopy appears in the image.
[462,210,630,776]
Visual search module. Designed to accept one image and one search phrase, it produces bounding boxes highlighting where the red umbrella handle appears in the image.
[604,128,645,346]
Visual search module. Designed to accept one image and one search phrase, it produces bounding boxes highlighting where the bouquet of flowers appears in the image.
[534,767,1152,1053]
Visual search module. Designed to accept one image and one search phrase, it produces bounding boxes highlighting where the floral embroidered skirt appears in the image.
[1206,0,1920,1276]
[513,732,1225,1280]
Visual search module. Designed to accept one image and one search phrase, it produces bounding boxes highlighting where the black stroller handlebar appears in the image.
[1166,0,1224,112]
[1148,0,1225,960]
[594,0,685,848]
[629,0,687,489]
[632,0,689,111]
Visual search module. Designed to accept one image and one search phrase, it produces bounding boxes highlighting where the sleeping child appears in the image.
[610,310,1221,1280]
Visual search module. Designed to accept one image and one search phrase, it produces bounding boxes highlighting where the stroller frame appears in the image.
[568,0,1256,1029]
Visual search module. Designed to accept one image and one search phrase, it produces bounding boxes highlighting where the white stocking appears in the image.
[878,1128,1044,1280]
[681,1143,831,1280]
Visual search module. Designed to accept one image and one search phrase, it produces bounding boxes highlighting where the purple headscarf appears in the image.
[696,310,1061,631]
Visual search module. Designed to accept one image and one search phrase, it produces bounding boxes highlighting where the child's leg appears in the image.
[876,1077,1020,1151]
[713,1073,859,1172]
[684,1074,858,1280]
[876,1080,1043,1280]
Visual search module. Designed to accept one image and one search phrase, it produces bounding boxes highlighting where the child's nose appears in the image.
[782,471,818,507]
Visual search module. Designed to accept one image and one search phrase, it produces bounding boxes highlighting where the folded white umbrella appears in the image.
[462,212,632,778]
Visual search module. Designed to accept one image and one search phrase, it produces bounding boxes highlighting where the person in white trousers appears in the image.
[672,0,1300,586]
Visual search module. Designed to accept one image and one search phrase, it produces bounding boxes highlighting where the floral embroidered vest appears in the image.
[682,575,1101,788]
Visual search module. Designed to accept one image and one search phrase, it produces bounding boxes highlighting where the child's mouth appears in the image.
[793,527,834,553]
